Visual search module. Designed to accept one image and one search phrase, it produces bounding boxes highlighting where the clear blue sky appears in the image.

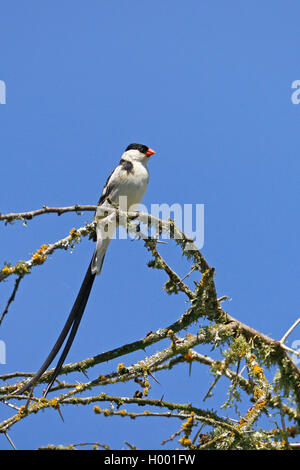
[0,1,299,450]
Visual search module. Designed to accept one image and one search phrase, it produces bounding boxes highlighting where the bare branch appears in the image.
[0,275,23,326]
[0,205,97,222]
[280,318,300,344]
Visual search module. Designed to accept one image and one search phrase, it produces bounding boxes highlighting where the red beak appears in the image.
[145,148,155,157]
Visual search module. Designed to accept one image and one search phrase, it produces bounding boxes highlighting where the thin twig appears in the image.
[0,275,23,326]
[281,343,300,358]
[280,318,300,344]
[0,400,19,411]
[180,265,197,282]
[4,431,17,450]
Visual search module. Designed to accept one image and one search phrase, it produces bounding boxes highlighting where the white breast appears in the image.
[108,161,149,211]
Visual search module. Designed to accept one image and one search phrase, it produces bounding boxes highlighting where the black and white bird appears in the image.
[15,143,155,396]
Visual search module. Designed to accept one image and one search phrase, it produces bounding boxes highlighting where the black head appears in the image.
[125,143,149,154]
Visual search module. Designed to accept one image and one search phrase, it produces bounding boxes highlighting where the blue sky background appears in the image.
[0,1,299,450]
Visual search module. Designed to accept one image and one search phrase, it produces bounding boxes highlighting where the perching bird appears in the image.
[15,143,155,396]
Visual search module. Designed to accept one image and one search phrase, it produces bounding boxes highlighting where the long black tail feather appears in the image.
[14,257,96,396]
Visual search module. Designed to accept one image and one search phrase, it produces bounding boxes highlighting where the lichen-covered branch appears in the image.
[1,203,299,449]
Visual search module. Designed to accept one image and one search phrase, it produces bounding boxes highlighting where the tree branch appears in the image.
[0,205,97,222]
